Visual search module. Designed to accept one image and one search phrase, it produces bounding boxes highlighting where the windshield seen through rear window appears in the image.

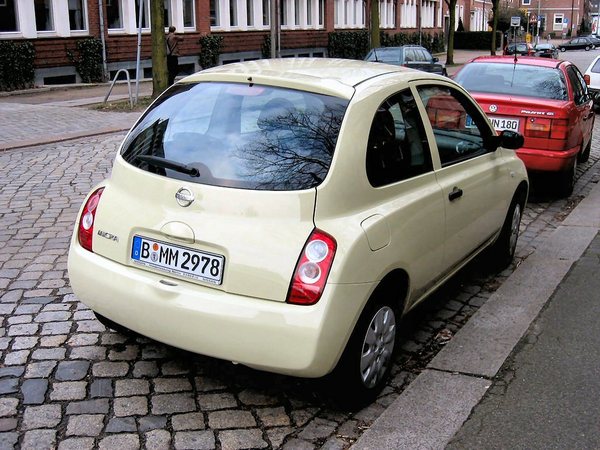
[121,82,349,191]
[454,62,568,100]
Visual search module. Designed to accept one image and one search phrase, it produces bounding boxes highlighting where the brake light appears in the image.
[584,74,591,85]
[550,119,569,139]
[78,187,104,252]
[525,118,551,138]
[287,229,337,305]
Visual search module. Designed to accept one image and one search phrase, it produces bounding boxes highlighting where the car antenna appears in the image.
[373,47,379,62]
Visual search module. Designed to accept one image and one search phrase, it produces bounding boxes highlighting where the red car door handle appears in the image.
[449,187,463,201]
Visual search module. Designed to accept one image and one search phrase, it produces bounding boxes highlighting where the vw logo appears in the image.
[175,188,194,207]
[489,104,498,113]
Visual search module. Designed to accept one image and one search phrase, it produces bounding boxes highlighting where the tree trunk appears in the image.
[490,0,499,55]
[370,0,380,49]
[151,0,168,98]
[446,0,456,65]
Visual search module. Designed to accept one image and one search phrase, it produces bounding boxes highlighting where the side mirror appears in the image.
[498,130,524,150]
[432,57,439,63]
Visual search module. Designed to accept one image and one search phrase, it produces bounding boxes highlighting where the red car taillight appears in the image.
[78,187,104,252]
[287,229,337,306]
[524,118,569,140]
[584,74,591,85]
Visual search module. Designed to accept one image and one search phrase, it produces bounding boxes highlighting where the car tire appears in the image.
[327,296,398,408]
[560,47,566,52]
[557,159,577,197]
[586,45,591,51]
[94,312,137,337]
[578,139,591,163]
[486,194,524,270]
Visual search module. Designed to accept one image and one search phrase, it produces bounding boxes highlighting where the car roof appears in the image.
[468,55,564,68]
[180,58,435,99]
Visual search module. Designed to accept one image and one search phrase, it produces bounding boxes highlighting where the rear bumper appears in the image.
[67,241,373,378]
[516,145,579,172]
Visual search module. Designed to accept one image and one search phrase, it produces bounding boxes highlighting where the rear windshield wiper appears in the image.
[135,155,200,177]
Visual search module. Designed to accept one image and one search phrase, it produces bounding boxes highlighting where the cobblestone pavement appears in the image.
[0,103,140,151]
[1,122,599,450]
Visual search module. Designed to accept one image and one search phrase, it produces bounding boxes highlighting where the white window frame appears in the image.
[211,0,321,31]
[181,0,195,29]
[0,0,92,38]
[522,0,530,4]
[553,13,563,31]
[334,0,365,29]
[379,0,395,28]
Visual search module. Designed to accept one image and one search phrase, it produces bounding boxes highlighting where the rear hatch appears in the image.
[90,81,349,302]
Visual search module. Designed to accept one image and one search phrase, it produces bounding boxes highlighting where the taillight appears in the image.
[524,117,569,140]
[78,187,104,252]
[287,229,337,305]
[584,74,591,85]
[550,119,569,139]
[525,118,551,138]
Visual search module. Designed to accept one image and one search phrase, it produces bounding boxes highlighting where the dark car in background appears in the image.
[504,42,535,56]
[582,35,600,47]
[534,43,559,59]
[558,37,596,51]
[364,45,447,76]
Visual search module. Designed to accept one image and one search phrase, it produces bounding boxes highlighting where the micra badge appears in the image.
[97,230,119,242]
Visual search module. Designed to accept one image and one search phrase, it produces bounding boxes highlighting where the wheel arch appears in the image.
[368,268,411,316]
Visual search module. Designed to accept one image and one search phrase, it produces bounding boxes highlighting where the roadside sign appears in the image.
[511,16,521,27]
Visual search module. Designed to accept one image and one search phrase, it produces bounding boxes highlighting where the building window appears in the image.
[380,0,395,28]
[107,0,123,29]
[335,0,364,28]
[164,0,171,26]
[210,0,219,26]
[0,0,19,32]
[522,0,530,4]
[135,0,150,28]
[247,0,254,26]
[553,13,563,31]
[68,0,86,30]
[229,0,238,26]
[183,0,195,27]
[262,0,269,25]
[35,0,54,31]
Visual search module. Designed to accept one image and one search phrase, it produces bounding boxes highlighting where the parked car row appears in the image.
[503,42,559,58]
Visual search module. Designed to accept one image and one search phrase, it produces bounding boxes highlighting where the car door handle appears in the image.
[448,187,463,201]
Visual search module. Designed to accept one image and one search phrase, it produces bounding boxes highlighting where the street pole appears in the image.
[482,0,486,31]
[536,0,540,44]
[570,0,574,36]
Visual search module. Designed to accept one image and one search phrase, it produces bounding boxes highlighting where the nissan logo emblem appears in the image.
[175,188,194,207]
[489,104,498,113]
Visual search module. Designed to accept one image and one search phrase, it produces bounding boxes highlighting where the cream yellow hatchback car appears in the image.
[68,58,528,405]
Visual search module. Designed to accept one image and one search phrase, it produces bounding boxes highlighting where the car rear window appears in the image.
[454,62,568,100]
[591,58,600,73]
[121,82,349,191]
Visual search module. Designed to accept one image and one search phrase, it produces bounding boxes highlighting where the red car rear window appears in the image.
[454,62,568,101]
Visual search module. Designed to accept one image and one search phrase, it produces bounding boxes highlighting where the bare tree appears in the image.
[370,0,380,49]
[490,0,500,55]
[151,0,168,97]
[444,0,458,64]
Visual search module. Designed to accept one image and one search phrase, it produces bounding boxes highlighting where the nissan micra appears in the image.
[68,58,528,406]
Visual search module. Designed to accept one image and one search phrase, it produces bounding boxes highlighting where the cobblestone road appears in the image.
[1,122,599,450]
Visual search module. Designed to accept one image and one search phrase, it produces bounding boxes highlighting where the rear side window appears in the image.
[121,82,349,191]
[454,62,568,100]
[366,89,433,187]
[591,58,600,73]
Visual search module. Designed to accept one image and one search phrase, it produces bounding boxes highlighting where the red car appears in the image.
[454,56,594,196]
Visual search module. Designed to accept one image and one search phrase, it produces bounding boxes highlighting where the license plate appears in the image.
[131,236,225,285]
[490,117,520,132]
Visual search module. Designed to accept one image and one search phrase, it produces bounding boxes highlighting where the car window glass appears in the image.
[417,85,491,167]
[567,66,588,104]
[366,89,433,187]
[120,82,349,190]
[591,58,600,73]
[404,49,415,62]
[454,62,568,100]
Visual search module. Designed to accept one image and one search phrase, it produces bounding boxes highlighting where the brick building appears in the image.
[0,0,587,86]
